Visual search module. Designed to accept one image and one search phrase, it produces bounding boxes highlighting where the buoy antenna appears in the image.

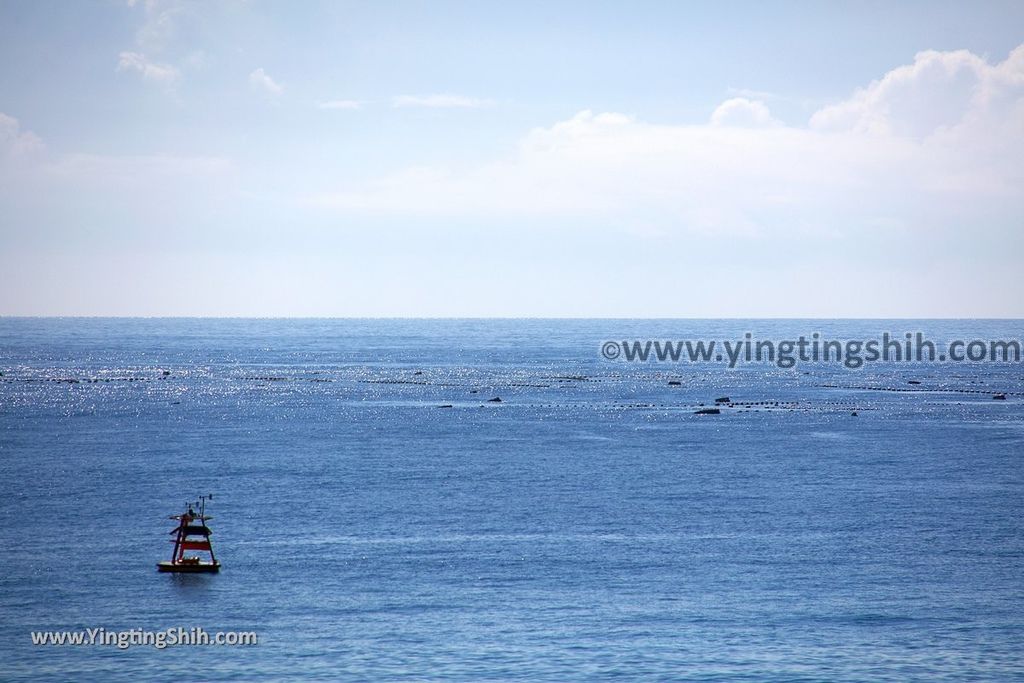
[198,493,213,517]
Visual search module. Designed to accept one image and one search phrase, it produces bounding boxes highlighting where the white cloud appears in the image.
[810,46,1024,138]
[710,97,779,128]
[118,0,209,86]
[0,112,44,157]
[318,99,363,110]
[117,51,181,84]
[249,68,284,96]
[130,0,188,53]
[392,94,494,108]
[314,46,1024,241]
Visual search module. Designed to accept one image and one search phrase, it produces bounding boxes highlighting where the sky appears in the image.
[1,0,1023,317]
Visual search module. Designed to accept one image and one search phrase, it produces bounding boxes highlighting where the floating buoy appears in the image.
[157,495,219,573]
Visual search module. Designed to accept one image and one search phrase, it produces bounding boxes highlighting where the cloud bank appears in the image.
[319,46,1024,241]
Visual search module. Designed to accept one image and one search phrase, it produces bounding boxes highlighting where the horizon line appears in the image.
[3,316,1023,321]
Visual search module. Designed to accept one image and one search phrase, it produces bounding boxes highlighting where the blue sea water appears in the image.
[0,319,1022,681]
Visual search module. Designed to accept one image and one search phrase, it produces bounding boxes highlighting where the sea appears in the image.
[0,319,1022,681]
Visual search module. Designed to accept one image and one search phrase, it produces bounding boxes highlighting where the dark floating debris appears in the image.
[413,371,423,376]
[469,390,478,394]
[851,411,858,416]
[487,397,503,403]
[437,404,453,408]
[162,370,171,376]
[667,380,681,386]
[819,383,1013,397]
[907,380,921,385]
[694,407,721,415]
[714,396,730,404]
[993,393,1007,400]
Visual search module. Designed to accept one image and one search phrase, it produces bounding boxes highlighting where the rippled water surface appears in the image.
[1,319,1022,681]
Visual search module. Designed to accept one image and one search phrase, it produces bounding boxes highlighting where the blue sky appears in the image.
[1,1,1023,316]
